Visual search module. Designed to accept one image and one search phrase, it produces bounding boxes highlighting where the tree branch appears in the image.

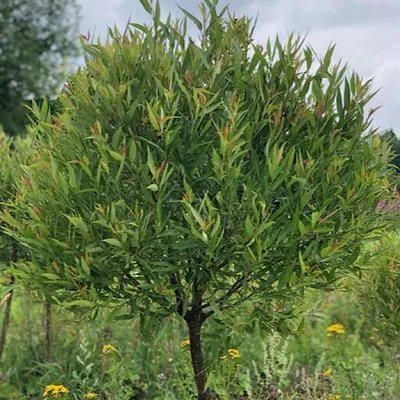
[170,273,184,316]
[192,275,247,314]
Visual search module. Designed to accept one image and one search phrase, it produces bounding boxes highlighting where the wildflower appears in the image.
[180,339,190,348]
[326,323,345,335]
[220,354,227,360]
[157,372,167,381]
[102,344,117,354]
[85,393,98,400]
[43,384,69,398]
[227,348,240,359]
[322,368,333,377]
[328,395,341,400]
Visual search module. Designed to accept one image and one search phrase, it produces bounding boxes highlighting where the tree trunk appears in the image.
[187,313,212,400]
[44,301,52,361]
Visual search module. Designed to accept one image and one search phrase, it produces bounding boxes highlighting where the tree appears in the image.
[0,130,31,359]
[0,1,395,398]
[0,0,80,135]
[356,232,400,349]
[380,129,400,170]
[379,129,400,191]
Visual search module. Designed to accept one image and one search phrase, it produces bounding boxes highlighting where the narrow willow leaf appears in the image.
[178,6,203,30]
[138,0,152,14]
[128,139,137,163]
[147,147,156,178]
[103,238,123,248]
[108,149,124,161]
[146,103,160,131]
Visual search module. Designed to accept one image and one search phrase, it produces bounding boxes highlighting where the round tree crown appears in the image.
[1,1,393,327]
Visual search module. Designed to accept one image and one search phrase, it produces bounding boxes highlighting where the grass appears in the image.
[0,288,399,399]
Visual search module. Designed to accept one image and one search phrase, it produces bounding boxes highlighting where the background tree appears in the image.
[0,0,80,136]
[0,129,31,359]
[356,232,400,350]
[379,128,400,191]
[1,1,396,399]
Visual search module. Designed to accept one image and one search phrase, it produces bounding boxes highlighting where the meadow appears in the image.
[1,281,399,399]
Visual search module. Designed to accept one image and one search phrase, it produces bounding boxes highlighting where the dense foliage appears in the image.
[0,0,79,135]
[380,129,400,172]
[1,1,396,398]
[0,130,32,268]
[0,130,32,359]
[356,232,400,347]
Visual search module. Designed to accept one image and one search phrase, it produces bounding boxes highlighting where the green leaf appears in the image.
[40,97,48,120]
[178,6,203,30]
[244,216,254,238]
[41,273,60,280]
[81,257,91,275]
[146,103,160,131]
[188,204,205,230]
[128,139,137,163]
[66,300,94,307]
[322,45,335,71]
[147,147,156,178]
[102,238,123,248]
[298,251,306,273]
[138,0,152,14]
[312,80,324,102]
[147,183,158,191]
[311,211,320,228]
[344,78,351,108]
[108,149,124,161]
[298,220,308,236]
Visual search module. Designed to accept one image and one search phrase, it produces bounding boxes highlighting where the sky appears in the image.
[77,0,400,134]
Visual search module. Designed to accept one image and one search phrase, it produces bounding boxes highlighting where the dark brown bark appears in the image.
[44,301,52,361]
[186,312,212,400]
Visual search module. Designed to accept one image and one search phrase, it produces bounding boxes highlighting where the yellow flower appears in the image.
[322,368,333,377]
[328,395,341,400]
[85,393,98,400]
[326,323,345,335]
[43,384,69,398]
[102,344,117,354]
[227,348,240,359]
[180,339,190,348]
[220,354,227,360]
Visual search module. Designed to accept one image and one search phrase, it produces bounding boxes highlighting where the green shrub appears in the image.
[1,0,396,398]
[0,129,32,360]
[356,232,400,348]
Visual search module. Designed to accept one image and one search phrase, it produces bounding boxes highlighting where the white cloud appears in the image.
[77,0,400,133]
[79,0,140,39]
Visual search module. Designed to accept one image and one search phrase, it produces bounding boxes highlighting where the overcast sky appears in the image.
[78,0,400,134]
